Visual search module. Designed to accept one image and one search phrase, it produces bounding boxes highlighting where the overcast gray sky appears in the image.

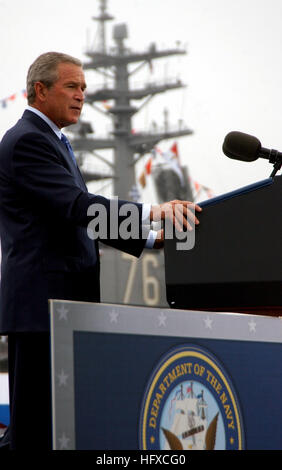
[1,0,282,200]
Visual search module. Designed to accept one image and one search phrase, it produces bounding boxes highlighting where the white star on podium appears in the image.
[57,369,68,387]
[248,319,256,333]
[58,432,70,450]
[158,311,167,327]
[204,316,213,330]
[109,309,119,323]
[57,305,69,321]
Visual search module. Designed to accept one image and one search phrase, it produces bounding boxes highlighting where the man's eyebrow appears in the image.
[64,80,87,89]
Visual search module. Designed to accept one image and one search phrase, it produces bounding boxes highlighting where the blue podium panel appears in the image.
[49,301,282,450]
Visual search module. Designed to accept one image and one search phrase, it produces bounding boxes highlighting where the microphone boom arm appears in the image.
[259,147,282,177]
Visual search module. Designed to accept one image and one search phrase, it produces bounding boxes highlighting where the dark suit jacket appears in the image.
[0,110,147,333]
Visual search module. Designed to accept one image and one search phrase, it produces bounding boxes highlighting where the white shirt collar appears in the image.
[26,105,62,139]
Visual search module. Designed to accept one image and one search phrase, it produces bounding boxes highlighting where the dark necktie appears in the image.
[61,133,77,166]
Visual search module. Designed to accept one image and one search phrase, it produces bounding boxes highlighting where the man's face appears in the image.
[39,62,86,129]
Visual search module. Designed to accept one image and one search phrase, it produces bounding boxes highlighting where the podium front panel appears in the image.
[164,176,282,312]
[50,300,282,450]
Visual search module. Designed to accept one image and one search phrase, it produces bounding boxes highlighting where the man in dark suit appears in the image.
[0,52,201,449]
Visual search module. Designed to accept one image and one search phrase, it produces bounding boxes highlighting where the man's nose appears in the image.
[74,88,85,102]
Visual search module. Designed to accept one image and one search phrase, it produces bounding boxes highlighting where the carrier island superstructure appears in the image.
[68,0,194,307]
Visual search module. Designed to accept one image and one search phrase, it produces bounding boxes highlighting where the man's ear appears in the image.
[34,81,48,103]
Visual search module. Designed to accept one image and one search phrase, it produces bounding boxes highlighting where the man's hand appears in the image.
[150,200,202,231]
[151,200,202,249]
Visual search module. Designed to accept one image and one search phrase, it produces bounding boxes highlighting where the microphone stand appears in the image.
[270,160,282,178]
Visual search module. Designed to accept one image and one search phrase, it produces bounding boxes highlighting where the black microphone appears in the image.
[222,131,261,162]
[222,131,282,177]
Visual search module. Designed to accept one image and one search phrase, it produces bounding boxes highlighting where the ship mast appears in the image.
[73,0,193,201]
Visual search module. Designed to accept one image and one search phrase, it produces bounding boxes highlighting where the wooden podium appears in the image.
[164,176,282,316]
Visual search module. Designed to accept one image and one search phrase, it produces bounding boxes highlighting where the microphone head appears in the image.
[222,131,261,162]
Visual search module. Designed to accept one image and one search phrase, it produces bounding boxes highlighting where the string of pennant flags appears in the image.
[0,89,27,109]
